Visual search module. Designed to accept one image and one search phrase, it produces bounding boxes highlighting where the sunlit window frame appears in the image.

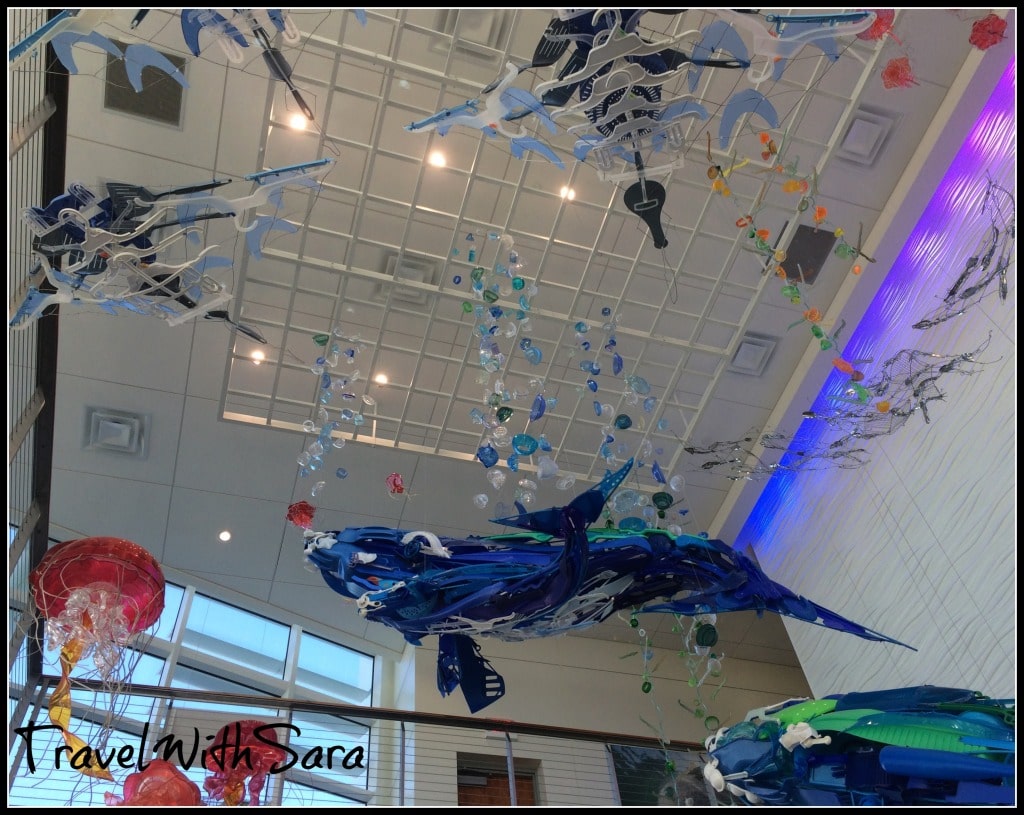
[11,572,380,806]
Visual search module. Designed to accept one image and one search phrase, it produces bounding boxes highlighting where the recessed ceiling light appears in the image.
[560,186,576,200]
[288,112,308,131]
[374,373,388,385]
[218,530,232,542]
[252,350,266,365]
[428,150,446,168]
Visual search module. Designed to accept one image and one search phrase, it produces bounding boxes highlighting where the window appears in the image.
[182,595,290,677]
[10,578,381,806]
[296,632,374,705]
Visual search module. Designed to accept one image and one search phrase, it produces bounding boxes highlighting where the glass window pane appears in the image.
[181,594,289,677]
[282,781,367,806]
[169,664,283,718]
[287,711,370,789]
[152,583,185,641]
[296,633,373,705]
[110,651,166,723]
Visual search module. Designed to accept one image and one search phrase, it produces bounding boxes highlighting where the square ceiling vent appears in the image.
[372,252,439,306]
[84,407,149,458]
[836,105,897,167]
[728,333,777,376]
[432,9,511,61]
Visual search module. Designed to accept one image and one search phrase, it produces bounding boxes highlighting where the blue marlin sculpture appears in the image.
[303,459,912,712]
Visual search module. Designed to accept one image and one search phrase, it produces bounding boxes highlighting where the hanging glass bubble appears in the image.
[555,474,576,490]
[651,461,666,484]
[530,394,546,421]
[477,444,499,468]
[612,352,623,376]
[614,414,632,430]
[669,474,685,493]
[507,454,519,472]
[652,492,674,511]
[487,468,507,489]
[473,493,489,509]
[496,406,514,423]
[335,467,348,479]
[536,456,559,479]
[611,488,641,514]
[511,433,539,456]
[538,435,552,452]
[491,426,510,446]
[625,374,651,395]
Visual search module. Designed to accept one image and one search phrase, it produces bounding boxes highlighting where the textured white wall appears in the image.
[739,54,1016,702]
[409,634,811,742]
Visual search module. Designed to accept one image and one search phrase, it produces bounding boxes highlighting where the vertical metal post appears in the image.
[398,721,406,806]
[505,731,517,807]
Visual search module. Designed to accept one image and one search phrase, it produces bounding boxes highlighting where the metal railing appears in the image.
[9,676,707,806]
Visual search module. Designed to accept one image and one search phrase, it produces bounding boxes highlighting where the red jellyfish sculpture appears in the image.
[104,759,204,806]
[29,537,165,780]
[203,720,288,806]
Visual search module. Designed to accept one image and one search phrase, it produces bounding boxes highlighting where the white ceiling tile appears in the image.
[49,470,173,562]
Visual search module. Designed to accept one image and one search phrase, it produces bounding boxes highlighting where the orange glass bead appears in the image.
[832,358,855,375]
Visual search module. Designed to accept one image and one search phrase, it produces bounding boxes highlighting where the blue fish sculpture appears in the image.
[304,458,912,712]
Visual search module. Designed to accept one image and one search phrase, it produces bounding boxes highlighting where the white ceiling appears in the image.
[18,9,1013,671]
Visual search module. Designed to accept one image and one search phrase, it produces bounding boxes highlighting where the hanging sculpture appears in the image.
[302,458,911,713]
[683,333,997,481]
[104,759,203,806]
[11,159,333,330]
[203,720,288,806]
[405,9,879,251]
[703,686,1014,806]
[29,537,165,780]
[912,178,1015,331]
